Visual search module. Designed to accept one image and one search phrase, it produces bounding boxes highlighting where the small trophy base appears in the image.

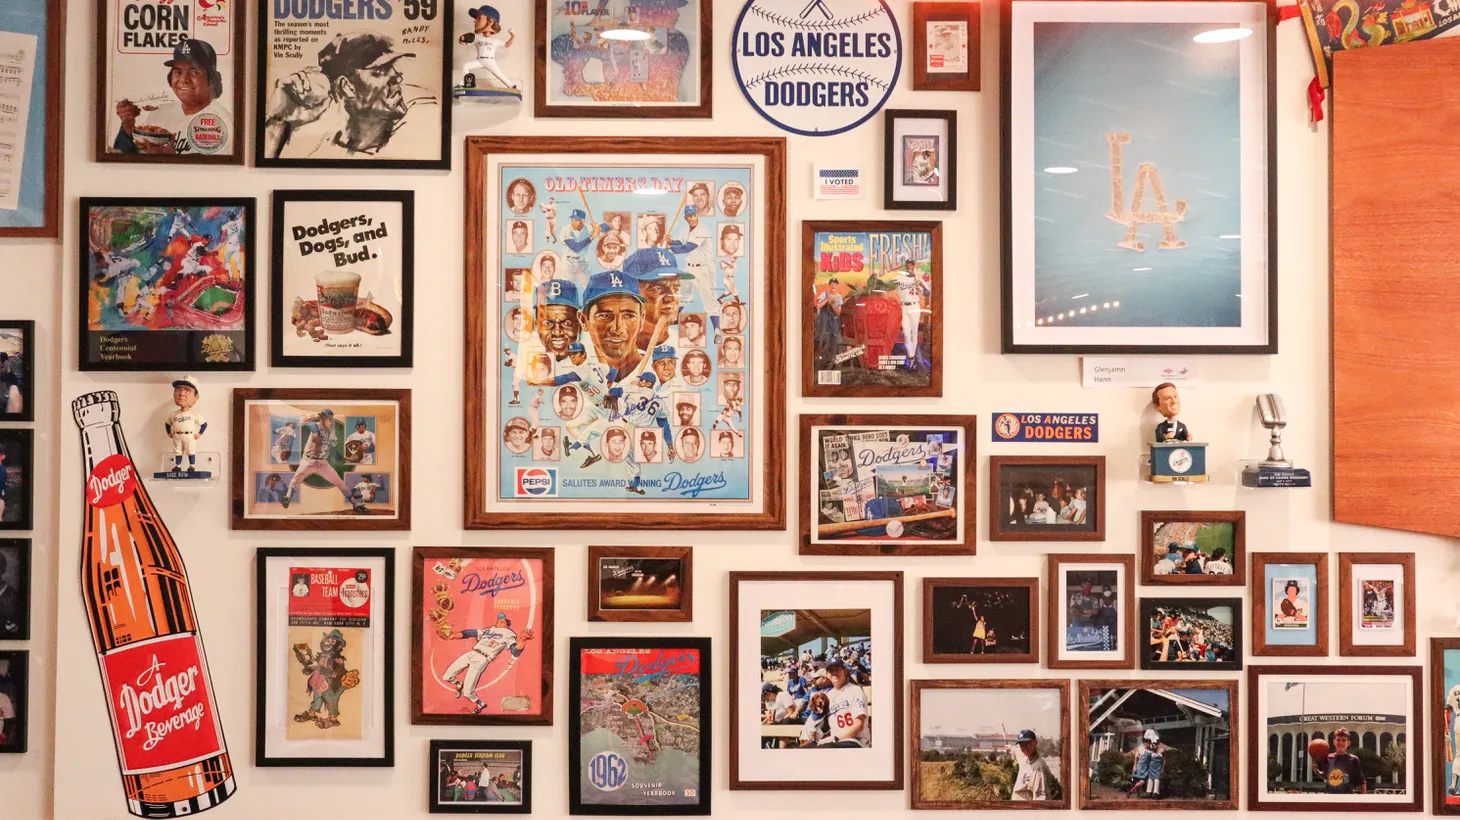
[150,452,220,484]
[1242,465,1312,488]
[452,85,523,102]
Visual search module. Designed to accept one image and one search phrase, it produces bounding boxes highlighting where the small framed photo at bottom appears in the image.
[1140,597,1243,672]
[430,739,532,814]
[0,649,26,753]
[884,109,957,210]
[0,431,32,531]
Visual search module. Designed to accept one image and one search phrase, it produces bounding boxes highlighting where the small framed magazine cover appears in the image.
[567,637,712,815]
[1046,553,1134,670]
[429,739,532,814]
[1250,552,1328,657]
[0,322,34,422]
[883,109,957,211]
[1338,552,1415,657]
[270,190,415,368]
[0,0,65,238]
[254,547,395,767]
[586,545,693,623]
[0,539,31,640]
[799,413,975,556]
[0,649,27,753]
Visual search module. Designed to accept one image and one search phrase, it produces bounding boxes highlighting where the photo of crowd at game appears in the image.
[759,609,874,749]
[1144,600,1237,665]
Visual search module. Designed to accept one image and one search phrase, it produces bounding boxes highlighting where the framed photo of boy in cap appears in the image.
[255,0,451,169]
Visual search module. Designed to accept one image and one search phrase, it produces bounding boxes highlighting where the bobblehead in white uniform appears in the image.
[460,5,518,90]
[165,376,206,473]
[443,612,526,714]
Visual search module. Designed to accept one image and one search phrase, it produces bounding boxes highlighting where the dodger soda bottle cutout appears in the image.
[74,391,236,817]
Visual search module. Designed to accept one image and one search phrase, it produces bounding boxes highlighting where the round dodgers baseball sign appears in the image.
[732,0,902,137]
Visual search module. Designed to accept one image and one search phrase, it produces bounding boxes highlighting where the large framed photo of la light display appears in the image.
[463,137,786,530]
[1001,0,1277,354]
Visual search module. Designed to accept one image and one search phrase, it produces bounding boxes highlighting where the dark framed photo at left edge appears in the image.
[0,322,34,423]
[271,190,415,368]
[0,649,28,753]
[0,540,30,640]
[430,739,533,814]
[0,0,65,238]
[0,430,32,532]
[79,197,256,372]
[255,547,395,767]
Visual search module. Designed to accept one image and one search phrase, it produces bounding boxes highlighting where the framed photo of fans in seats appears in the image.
[463,137,786,531]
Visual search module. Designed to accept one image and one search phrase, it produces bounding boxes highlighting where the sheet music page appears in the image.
[0,31,37,212]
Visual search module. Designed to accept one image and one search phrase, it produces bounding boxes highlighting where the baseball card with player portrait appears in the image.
[636,213,667,249]
[413,548,553,726]
[285,566,371,741]
[539,0,708,116]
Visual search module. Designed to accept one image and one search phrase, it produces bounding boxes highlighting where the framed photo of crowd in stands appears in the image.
[729,571,904,790]
[988,456,1105,542]
[1139,510,1245,586]
[922,576,1038,665]
[428,739,532,814]
[1139,596,1243,672]
[1338,552,1415,658]
[1046,554,1133,671]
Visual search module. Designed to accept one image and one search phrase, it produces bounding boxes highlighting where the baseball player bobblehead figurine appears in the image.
[441,611,534,714]
[161,376,210,478]
[454,5,522,101]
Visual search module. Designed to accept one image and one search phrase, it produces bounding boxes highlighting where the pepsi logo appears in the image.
[515,467,558,497]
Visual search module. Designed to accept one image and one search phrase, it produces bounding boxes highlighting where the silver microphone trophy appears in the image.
[1242,394,1312,487]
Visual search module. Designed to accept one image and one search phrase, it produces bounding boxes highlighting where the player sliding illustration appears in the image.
[442,611,534,715]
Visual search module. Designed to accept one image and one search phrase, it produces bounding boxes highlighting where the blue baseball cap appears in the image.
[637,372,657,386]
[570,208,586,220]
[651,344,677,362]
[583,271,644,308]
[1017,729,1038,743]
[496,611,511,627]
[534,280,580,310]
[683,205,698,217]
[621,247,688,281]
[468,5,500,22]
[567,342,585,354]
[319,408,335,418]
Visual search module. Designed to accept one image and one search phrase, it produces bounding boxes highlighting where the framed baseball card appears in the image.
[1250,552,1328,657]
[255,547,395,768]
[0,431,32,532]
[0,649,27,753]
[989,456,1105,542]
[411,547,554,727]
[464,137,786,530]
[883,109,957,211]
[535,0,712,119]
[430,739,532,814]
[0,0,65,238]
[1338,552,1415,657]
[567,637,712,815]
[230,388,411,531]
[0,322,34,423]
[1140,510,1245,585]
[801,221,942,397]
[255,0,451,169]
[0,540,30,641]
[1046,553,1134,670]
[922,577,1039,664]
[95,0,246,164]
[79,197,255,372]
[1430,639,1460,815]
[912,2,980,92]
[270,190,415,368]
[587,545,693,623]
[799,413,975,556]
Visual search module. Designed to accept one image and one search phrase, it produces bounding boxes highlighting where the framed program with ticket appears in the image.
[0,0,65,237]
[463,136,786,530]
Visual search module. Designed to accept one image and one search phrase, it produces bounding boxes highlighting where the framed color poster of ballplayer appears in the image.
[255,0,451,169]
[799,413,974,556]
[255,547,395,768]
[586,545,693,623]
[1338,552,1415,657]
[912,2,980,92]
[463,136,786,531]
[79,197,255,372]
[0,0,65,238]
[429,739,533,814]
[1250,552,1328,657]
[801,221,942,397]
[271,190,415,368]
[1001,0,1276,354]
[1430,639,1460,816]
[95,0,245,164]
[1046,553,1134,670]
[883,109,957,211]
[0,321,35,423]
[536,0,711,119]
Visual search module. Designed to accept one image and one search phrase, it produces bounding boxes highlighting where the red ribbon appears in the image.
[1308,76,1326,123]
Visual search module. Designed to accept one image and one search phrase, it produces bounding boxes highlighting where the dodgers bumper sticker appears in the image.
[992,413,1099,443]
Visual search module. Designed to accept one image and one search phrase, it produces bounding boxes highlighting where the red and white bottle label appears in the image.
[87,454,139,509]
[100,633,223,774]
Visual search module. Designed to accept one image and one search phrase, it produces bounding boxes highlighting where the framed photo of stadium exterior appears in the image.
[463,136,786,531]
[912,3,981,92]
[911,679,1070,809]
[586,545,692,623]
[1139,510,1246,586]
[254,547,395,768]
[534,0,711,119]
[567,636,712,815]
[729,571,904,790]
[1250,552,1328,657]
[1430,639,1460,816]
[799,413,975,556]
[0,0,65,238]
[801,221,942,398]
[883,109,957,211]
[1139,596,1243,672]
[988,455,1105,542]
[1079,679,1239,809]
[1000,0,1277,354]
[922,577,1038,664]
[429,739,532,814]
[1047,553,1134,671]
[1247,664,1423,811]
[411,547,555,727]
[1338,552,1415,658]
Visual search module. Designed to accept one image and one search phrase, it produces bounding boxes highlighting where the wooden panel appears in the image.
[1332,38,1460,538]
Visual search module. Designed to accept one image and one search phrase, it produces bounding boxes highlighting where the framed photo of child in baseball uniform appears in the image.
[411,547,555,727]
[0,0,65,237]
[231,388,411,531]
[255,546,396,767]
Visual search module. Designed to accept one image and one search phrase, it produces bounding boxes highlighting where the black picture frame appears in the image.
[0,540,31,641]
[0,431,32,532]
[429,739,533,814]
[883,109,958,211]
[0,321,35,423]
[1139,596,1244,672]
[78,197,257,372]
[0,649,27,753]
[568,636,712,815]
[270,190,415,368]
[254,546,396,768]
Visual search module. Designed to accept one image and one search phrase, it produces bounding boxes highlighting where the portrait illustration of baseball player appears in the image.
[441,612,534,716]
[245,399,399,520]
[687,181,716,218]
[110,38,235,157]
[507,220,534,255]
[637,213,667,249]
[344,418,377,464]
[718,182,746,217]
[718,223,746,258]
[163,376,207,475]
[681,350,712,387]
[531,252,560,286]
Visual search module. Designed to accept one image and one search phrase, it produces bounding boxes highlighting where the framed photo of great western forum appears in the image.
[463,136,786,531]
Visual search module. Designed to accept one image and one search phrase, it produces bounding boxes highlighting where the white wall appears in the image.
[4,1,1453,818]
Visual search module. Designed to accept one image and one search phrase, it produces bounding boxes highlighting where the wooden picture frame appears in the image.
[0,0,65,237]
[464,136,786,530]
[989,455,1105,542]
[1431,639,1460,815]
[410,547,555,727]
[567,636,712,815]
[1247,664,1423,811]
[1338,552,1415,657]
[1250,552,1329,657]
[534,0,712,119]
[429,739,532,814]
[729,571,904,790]
[911,679,1070,809]
[0,321,35,423]
[0,431,33,532]
[922,577,1039,664]
[912,2,981,92]
[1139,510,1246,585]
[586,545,692,623]
[800,413,976,556]
[254,547,395,768]
[1078,679,1239,809]
[230,388,411,531]
[1138,596,1243,672]
[0,649,27,753]
[0,539,31,641]
[1046,553,1134,670]
[800,220,943,398]
[884,109,958,211]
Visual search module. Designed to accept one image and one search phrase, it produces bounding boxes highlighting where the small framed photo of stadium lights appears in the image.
[586,545,692,623]
[989,456,1105,542]
[1247,665,1423,812]
[922,576,1039,664]
[1078,679,1239,809]
[728,571,905,790]
[1338,553,1415,658]
[800,414,976,556]
[1139,596,1243,672]
[429,739,532,814]
[910,679,1071,810]
[1428,639,1460,815]
[883,109,958,211]
[1046,554,1134,670]
[1139,510,1246,586]
[1250,552,1329,657]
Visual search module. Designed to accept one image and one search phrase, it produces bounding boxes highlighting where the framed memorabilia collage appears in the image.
[0,0,64,238]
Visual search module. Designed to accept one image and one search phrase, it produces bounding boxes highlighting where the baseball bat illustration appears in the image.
[662,189,690,245]
[575,187,597,229]
[815,507,955,537]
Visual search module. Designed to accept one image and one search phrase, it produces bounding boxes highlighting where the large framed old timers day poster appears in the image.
[464,137,787,530]
[1001,0,1276,354]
